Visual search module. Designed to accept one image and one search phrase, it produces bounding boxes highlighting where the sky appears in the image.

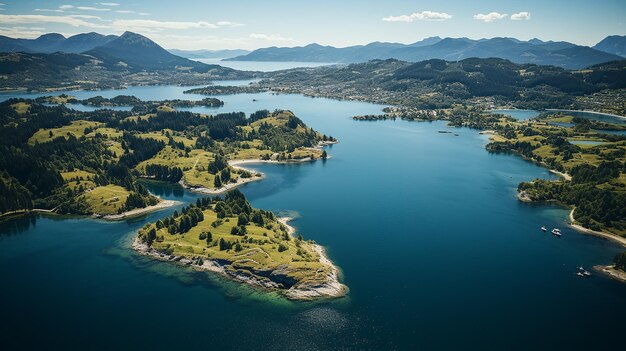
[0,0,624,50]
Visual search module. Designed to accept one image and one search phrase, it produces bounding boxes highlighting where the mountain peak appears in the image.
[36,33,66,42]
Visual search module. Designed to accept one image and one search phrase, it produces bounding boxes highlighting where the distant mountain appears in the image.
[169,49,250,59]
[228,36,623,69]
[84,31,214,71]
[0,32,117,53]
[593,35,626,57]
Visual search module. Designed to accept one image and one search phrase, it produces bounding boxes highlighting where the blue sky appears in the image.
[0,0,624,50]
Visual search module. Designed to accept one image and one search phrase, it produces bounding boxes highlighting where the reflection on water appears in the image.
[0,214,37,236]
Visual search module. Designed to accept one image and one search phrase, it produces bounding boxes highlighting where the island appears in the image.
[134,189,347,299]
[0,97,346,298]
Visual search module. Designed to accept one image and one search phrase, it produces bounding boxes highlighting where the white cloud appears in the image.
[111,19,219,32]
[59,5,74,10]
[249,33,296,42]
[0,14,107,28]
[473,12,508,22]
[35,9,66,13]
[138,13,150,16]
[0,26,47,38]
[76,6,111,12]
[216,21,244,27]
[510,12,531,20]
[382,11,452,22]
[96,2,120,6]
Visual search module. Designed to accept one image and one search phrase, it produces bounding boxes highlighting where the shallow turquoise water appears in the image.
[1,87,625,350]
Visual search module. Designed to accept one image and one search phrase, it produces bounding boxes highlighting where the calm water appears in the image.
[197,59,336,72]
[1,87,625,350]
[490,109,540,120]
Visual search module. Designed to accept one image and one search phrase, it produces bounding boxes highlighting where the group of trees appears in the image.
[144,164,184,183]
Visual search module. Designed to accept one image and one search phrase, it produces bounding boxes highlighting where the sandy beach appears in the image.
[101,199,180,220]
[569,209,626,248]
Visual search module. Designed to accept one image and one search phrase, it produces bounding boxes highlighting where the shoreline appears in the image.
[98,199,180,220]
[568,209,626,248]
[594,264,626,283]
[181,152,333,195]
[131,216,348,300]
[0,208,56,219]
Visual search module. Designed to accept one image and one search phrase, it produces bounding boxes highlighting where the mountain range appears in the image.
[227,36,626,70]
[0,32,117,54]
[1,32,625,72]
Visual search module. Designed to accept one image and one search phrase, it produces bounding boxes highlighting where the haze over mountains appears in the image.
[169,49,251,60]
[227,36,626,70]
[0,31,625,71]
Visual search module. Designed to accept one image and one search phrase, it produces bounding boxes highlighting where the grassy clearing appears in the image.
[79,184,130,215]
[29,120,102,144]
[146,207,328,283]
[123,113,156,122]
[10,102,30,114]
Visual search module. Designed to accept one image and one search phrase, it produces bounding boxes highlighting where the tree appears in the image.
[146,228,157,246]
[321,150,328,159]
[214,174,222,188]
[237,213,249,226]
[220,168,231,183]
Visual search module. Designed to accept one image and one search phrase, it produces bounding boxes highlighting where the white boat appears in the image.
[577,272,584,277]
[541,226,547,232]
[551,228,562,236]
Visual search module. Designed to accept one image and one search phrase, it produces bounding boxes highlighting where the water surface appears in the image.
[1,87,625,350]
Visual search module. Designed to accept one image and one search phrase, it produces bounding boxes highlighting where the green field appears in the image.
[79,185,130,215]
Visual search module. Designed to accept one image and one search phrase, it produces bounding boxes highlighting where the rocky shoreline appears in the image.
[131,217,348,300]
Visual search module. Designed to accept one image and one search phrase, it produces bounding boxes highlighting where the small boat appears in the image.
[541,226,547,232]
[551,228,562,237]
[583,270,592,276]
[577,272,585,277]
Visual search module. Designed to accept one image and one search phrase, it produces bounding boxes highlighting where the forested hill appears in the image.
[263,58,626,110]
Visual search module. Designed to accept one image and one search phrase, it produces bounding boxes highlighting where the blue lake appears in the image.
[490,109,541,120]
[1,87,625,350]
